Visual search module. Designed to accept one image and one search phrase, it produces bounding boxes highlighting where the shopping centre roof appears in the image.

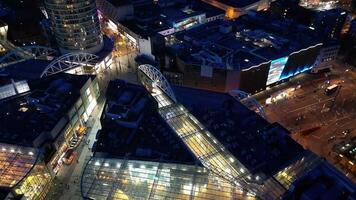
[85,74,356,199]
[0,74,90,147]
[81,157,247,200]
[0,59,52,80]
[94,81,199,165]
[117,0,224,38]
[282,162,356,199]
[173,86,305,176]
[172,10,322,70]
[219,0,264,8]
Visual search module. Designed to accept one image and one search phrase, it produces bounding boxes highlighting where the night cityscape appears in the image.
[0,0,355,199]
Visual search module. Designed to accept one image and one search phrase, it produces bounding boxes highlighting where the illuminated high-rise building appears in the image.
[44,0,103,54]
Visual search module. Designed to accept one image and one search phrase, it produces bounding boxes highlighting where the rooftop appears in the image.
[173,86,305,175]
[283,162,356,199]
[81,157,243,199]
[172,10,322,70]
[0,59,52,80]
[160,7,204,25]
[0,73,91,147]
[118,0,224,37]
[94,80,199,165]
[219,0,264,8]
[106,0,132,8]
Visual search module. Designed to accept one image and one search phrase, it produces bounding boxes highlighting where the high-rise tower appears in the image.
[45,0,103,54]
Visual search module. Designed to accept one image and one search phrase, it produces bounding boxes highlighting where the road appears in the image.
[257,61,356,182]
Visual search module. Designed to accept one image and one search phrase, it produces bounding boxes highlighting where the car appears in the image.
[62,149,76,165]
[328,136,336,142]
[342,129,351,136]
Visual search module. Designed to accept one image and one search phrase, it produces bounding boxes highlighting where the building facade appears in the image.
[164,13,322,94]
[0,74,100,199]
[312,42,339,73]
[45,0,104,54]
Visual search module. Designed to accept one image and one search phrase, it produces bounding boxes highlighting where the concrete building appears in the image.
[44,0,104,54]
[96,0,134,22]
[81,78,356,199]
[97,0,225,65]
[0,36,114,80]
[270,1,348,41]
[310,8,348,40]
[312,41,340,73]
[0,73,100,199]
[201,0,270,19]
[164,11,322,94]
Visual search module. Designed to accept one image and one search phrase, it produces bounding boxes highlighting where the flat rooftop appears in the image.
[173,10,322,70]
[118,0,224,37]
[283,162,356,199]
[106,0,132,7]
[219,0,263,8]
[0,73,91,147]
[94,80,199,165]
[173,86,305,175]
[0,59,52,80]
[160,7,204,24]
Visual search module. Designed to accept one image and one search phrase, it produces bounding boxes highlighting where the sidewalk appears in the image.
[46,97,106,200]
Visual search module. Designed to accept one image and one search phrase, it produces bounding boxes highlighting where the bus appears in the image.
[325,84,338,95]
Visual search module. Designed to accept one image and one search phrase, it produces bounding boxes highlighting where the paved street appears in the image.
[46,97,106,200]
[256,61,356,182]
[46,31,138,199]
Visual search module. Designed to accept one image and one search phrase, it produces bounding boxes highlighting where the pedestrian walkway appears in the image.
[46,97,106,200]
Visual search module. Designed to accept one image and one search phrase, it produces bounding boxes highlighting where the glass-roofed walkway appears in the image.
[135,64,318,199]
[136,65,264,195]
[81,64,321,199]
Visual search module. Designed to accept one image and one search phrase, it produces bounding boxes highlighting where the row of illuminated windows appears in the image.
[56,37,102,51]
[45,0,94,13]
[54,17,99,29]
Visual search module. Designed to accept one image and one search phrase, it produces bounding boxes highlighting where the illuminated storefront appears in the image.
[50,77,100,175]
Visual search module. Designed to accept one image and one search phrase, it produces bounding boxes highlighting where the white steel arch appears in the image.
[40,53,99,77]
[229,89,266,118]
[138,64,177,102]
[0,46,57,67]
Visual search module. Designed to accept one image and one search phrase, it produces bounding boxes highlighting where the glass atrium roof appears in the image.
[0,143,38,188]
[81,157,254,200]
[151,87,250,185]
